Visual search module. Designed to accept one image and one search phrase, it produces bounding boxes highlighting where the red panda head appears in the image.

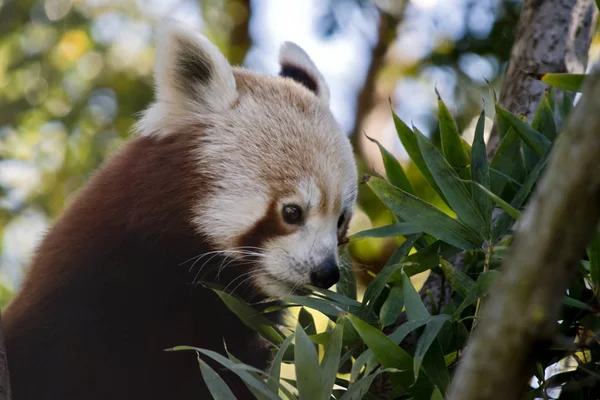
[135,19,357,296]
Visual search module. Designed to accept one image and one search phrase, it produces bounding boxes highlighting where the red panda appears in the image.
[3,19,357,399]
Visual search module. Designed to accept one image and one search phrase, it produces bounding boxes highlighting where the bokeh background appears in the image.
[0,0,598,307]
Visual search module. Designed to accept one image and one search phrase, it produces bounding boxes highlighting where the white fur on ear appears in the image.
[279,42,330,105]
[154,18,237,113]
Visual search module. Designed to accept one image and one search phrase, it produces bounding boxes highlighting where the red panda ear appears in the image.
[279,42,330,105]
[153,18,237,113]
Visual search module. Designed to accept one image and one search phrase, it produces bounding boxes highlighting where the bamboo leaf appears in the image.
[345,313,412,370]
[562,296,594,311]
[456,270,500,314]
[339,369,398,400]
[380,282,404,327]
[198,356,238,400]
[402,270,430,321]
[470,110,493,228]
[350,222,421,240]
[413,316,450,379]
[440,259,475,298]
[489,127,522,196]
[416,316,452,391]
[213,289,284,345]
[437,89,470,169]
[362,236,418,318]
[298,308,317,337]
[415,127,488,236]
[494,105,551,156]
[337,246,357,300]
[366,176,482,250]
[169,347,280,400]
[366,134,415,194]
[268,335,294,395]
[392,109,448,203]
[492,150,550,239]
[295,322,324,400]
[538,73,585,92]
[320,317,345,400]
[471,181,521,219]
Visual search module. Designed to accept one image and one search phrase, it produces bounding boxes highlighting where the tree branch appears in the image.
[486,0,597,159]
[447,64,600,400]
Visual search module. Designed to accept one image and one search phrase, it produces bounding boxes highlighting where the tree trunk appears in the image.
[350,10,400,148]
[0,314,12,400]
[486,0,597,158]
[447,63,600,400]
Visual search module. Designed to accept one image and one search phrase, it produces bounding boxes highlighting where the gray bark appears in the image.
[447,65,600,400]
[486,0,597,158]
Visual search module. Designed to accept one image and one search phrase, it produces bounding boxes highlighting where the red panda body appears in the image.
[4,135,272,399]
[3,19,357,400]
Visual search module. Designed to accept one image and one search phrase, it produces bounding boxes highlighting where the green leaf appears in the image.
[587,231,600,296]
[471,181,521,219]
[225,351,285,400]
[413,315,450,380]
[350,223,421,240]
[440,259,475,298]
[268,335,294,395]
[198,356,238,400]
[456,270,500,314]
[431,387,444,400]
[539,73,585,92]
[345,313,413,370]
[489,127,522,197]
[350,350,373,383]
[284,295,356,320]
[298,307,317,336]
[492,150,550,239]
[402,270,429,321]
[380,282,404,327]
[320,317,345,400]
[214,289,284,345]
[524,91,557,173]
[562,296,594,311]
[366,135,415,194]
[402,250,440,277]
[362,235,418,318]
[437,90,470,169]
[339,369,398,400]
[295,322,324,400]
[494,106,551,156]
[415,127,488,236]
[366,176,482,250]
[337,246,357,300]
[392,109,447,203]
[388,318,431,344]
[169,347,280,400]
[470,110,493,227]
[307,286,362,309]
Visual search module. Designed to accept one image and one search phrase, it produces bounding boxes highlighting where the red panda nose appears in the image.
[310,259,340,289]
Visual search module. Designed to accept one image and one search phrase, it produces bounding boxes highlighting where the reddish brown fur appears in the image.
[3,132,274,399]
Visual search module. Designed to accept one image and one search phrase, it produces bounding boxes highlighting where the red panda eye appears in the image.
[282,205,303,224]
[337,214,345,229]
